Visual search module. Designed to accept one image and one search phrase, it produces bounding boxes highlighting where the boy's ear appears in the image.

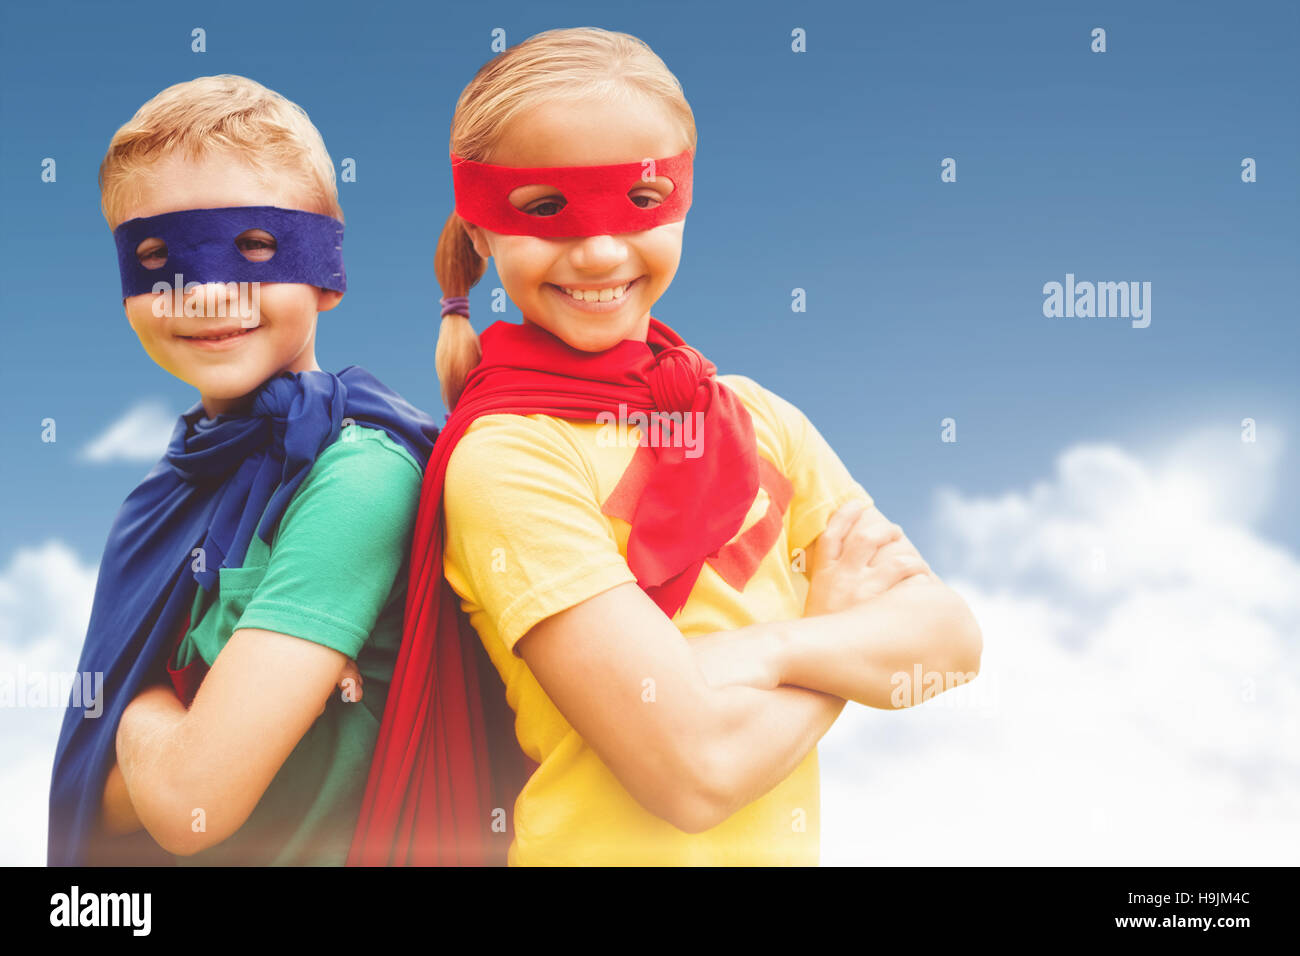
[317,289,344,312]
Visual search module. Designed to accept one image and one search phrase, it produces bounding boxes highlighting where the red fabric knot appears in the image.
[647,345,715,413]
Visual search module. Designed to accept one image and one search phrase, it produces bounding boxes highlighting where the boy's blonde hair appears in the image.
[99,74,343,230]
[435,27,697,411]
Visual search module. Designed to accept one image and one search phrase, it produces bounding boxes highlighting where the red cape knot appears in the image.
[648,344,716,412]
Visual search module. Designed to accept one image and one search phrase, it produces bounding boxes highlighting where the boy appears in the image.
[48,75,437,865]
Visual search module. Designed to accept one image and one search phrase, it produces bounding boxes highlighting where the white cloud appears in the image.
[821,424,1300,865]
[79,400,176,464]
[4,424,1297,866]
[0,540,98,865]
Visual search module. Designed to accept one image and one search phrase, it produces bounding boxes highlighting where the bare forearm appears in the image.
[115,687,217,854]
[99,761,143,836]
[699,681,846,828]
[676,620,846,829]
[779,581,983,708]
[114,630,348,855]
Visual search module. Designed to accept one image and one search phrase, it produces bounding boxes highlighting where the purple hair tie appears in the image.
[440,295,470,318]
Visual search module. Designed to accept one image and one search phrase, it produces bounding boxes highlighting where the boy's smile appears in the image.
[460,94,689,353]
[177,325,261,347]
[115,151,342,417]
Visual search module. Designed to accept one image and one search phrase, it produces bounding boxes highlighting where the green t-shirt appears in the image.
[171,423,423,866]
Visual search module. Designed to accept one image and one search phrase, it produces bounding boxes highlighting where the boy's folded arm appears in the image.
[99,760,144,836]
[115,626,347,856]
[115,431,421,858]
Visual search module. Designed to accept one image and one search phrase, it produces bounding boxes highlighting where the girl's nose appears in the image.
[567,234,630,269]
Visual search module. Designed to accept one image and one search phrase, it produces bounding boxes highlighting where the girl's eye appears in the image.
[629,191,663,209]
[526,198,566,217]
[523,189,664,216]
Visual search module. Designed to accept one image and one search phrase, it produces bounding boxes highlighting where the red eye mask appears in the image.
[450,148,693,238]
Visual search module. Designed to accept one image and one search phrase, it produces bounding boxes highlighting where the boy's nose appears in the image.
[181,281,260,324]
[180,282,222,314]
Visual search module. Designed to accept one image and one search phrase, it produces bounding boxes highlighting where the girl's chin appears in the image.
[559,326,637,352]
[538,313,646,348]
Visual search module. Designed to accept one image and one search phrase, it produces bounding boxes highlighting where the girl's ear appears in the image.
[463,222,491,260]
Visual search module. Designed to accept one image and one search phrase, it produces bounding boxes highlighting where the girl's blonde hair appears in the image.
[99,74,343,230]
[436,27,697,410]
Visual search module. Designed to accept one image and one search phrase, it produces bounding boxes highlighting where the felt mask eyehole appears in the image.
[135,238,168,270]
[627,175,674,209]
[509,184,567,217]
[235,228,277,262]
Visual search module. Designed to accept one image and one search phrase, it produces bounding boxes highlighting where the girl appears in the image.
[350,27,982,866]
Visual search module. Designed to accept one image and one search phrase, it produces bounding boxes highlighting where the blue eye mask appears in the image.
[113,205,347,298]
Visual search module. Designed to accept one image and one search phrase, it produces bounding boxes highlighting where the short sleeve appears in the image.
[442,415,637,657]
[233,426,423,660]
[728,376,874,556]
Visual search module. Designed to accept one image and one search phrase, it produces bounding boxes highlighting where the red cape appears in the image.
[347,317,758,865]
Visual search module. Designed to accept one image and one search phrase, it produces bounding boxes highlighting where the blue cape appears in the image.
[48,366,438,865]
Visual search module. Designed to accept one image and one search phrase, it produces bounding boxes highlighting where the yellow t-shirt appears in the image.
[441,373,873,865]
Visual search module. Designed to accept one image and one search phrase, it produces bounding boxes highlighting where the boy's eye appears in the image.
[235,229,278,262]
[135,238,168,270]
[628,191,662,209]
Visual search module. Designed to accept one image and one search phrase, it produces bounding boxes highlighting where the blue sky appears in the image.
[1,0,1296,558]
[1,0,1297,865]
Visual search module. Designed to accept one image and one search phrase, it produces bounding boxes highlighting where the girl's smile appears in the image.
[546,275,644,312]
